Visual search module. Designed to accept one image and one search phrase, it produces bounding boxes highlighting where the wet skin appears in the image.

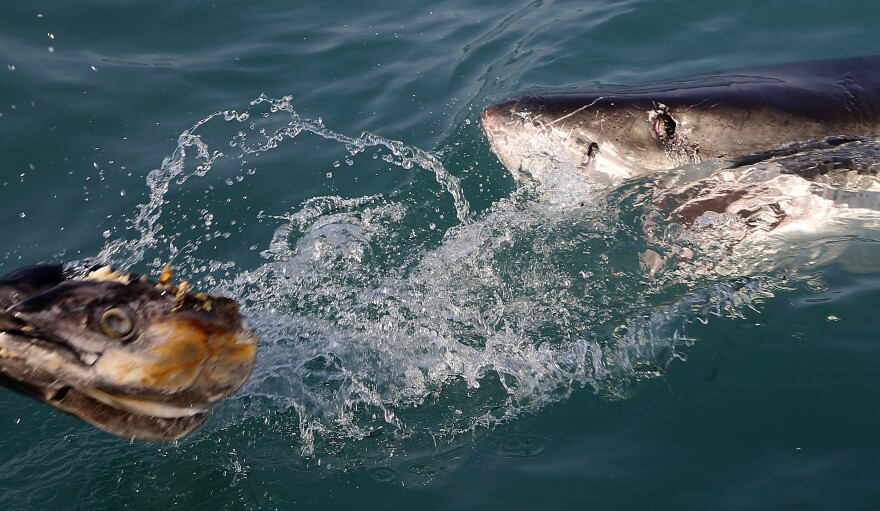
[0,262,258,441]
[481,56,880,185]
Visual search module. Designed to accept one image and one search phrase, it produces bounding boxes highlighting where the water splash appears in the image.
[99,94,470,269]
[97,96,873,469]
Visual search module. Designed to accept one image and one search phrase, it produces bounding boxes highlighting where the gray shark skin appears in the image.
[481,56,880,185]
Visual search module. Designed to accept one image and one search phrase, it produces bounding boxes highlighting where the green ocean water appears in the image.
[2,1,880,509]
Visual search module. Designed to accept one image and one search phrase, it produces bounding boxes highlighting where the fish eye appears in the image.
[587,142,600,158]
[100,307,135,340]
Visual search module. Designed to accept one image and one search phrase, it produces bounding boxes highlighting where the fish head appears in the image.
[0,262,258,440]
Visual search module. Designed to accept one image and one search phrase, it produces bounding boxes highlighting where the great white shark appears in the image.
[481,56,880,274]
[481,55,880,185]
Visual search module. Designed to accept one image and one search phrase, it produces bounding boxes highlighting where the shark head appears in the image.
[482,56,880,186]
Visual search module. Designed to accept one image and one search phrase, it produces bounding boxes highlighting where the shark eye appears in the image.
[652,112,676,139]
[100,307,135,340]
[587,142,600,158]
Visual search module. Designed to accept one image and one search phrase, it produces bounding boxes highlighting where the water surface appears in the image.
[2,1,880,509]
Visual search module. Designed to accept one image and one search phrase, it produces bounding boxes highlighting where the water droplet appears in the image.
[18,212,25,218]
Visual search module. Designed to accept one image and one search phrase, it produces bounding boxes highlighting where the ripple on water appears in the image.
[489,433,550,460]
[367,466,399,484]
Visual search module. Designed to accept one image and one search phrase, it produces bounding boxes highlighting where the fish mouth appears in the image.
[32,383,213,442]
[0,323,254,441]
[0,352,213,441]
[0,261,259,441]
[79,386,212,418]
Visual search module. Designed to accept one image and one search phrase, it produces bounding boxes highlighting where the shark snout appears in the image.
[480,102,511,141]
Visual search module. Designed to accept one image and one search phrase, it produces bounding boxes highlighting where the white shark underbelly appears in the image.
[643,137,880,277]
